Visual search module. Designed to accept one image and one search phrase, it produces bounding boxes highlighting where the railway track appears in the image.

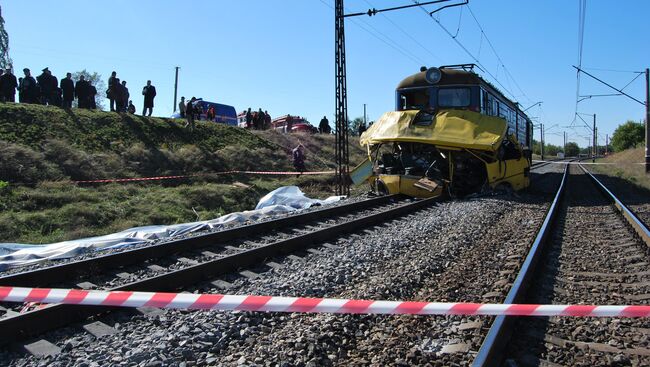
[474,163,650,366]
[0,162,620,365]
[0,194,438,351]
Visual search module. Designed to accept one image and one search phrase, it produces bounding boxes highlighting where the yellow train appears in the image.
[352,65,532,198]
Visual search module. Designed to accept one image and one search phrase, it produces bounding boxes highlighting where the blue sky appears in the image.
[3,0,648,147]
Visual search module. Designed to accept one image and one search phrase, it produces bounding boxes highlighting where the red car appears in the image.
[271,115,317,133]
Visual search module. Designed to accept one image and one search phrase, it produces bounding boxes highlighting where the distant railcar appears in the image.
[352,64,532,198]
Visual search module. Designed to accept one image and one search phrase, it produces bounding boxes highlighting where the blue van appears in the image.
[172,99,238,126]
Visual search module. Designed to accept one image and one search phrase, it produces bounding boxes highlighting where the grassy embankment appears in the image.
[591,147,650,190]
[0,103,366,244]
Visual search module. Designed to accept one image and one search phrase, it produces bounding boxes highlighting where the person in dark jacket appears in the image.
[245,107,252,129]
[127,100,136,114]
[107,71,117,111]
[264,111,271,130]
[60,73,74,108]
[121,81,129,112]
[88,82,97,109]
[0,68,18,103]
[19,68,39,104]
[185,97,196,131]
[112,78,123,111]
[36,67,58,105]
[292,144,306,176]
[179,96,186,118]
[142,80,156,116]
[74,75,89,108]
[319,116,331,134]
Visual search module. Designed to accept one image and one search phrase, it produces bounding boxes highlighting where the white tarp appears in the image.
[0,186,343,271]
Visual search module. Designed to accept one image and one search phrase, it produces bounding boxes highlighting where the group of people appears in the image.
[0,67,156,116]
[107,71,156,115]
[244,107,271,130]
[0,67,99,109]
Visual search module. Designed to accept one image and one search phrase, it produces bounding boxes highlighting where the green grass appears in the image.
[592,147,650,190]
[0,104,367,244]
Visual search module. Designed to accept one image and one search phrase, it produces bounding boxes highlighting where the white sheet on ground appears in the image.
[0,186,344,271]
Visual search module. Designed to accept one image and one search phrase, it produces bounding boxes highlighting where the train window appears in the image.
[438,88,470,108]
[398,88,430,111]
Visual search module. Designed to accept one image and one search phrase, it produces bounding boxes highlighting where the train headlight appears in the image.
[425,67,442,84]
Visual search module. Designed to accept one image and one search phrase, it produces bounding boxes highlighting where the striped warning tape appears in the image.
[72,170,336,184]
[1,287,649,317]
[533,160,643,165]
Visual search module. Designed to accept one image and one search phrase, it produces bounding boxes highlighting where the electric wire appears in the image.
[362,0,444,63]
[318,0,425,65]
[410,1,519,102]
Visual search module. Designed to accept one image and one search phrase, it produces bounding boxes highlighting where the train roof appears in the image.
[397,68,481,89]
[396,66,531,120]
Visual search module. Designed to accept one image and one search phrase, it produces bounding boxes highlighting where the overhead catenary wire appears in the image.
[572,0,588,126]
[410,1,522,103]
[362,0,444,64]
[318,0,425,66]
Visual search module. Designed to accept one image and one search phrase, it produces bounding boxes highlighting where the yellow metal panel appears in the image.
[360,110,506,152]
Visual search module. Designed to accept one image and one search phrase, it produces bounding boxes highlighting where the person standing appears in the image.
[206,105,215,121]
[245,107,252,129]
[60,73,74,108]
[264,110,271,130]
[0,68,18,103]
[185,97,196,131]
[107,71,117,111]
[286,115,293,134]
[178,96,186,118]
[88,82,97,109]
[142,80,156,116]
[112,78,123,111]
[319,116,330,134]
[36,67,57,105]
[75,75,89,108]
[19,68,39,104]
[121,80,129,112]
[292,144,306,176]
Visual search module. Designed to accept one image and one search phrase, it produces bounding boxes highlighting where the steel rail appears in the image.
[473,163,570,367]
[0,196,437,345]
[579,164,650,247]
[0,195,398,288]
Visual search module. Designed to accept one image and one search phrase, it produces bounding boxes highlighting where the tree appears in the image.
[72,69,106,110]
[564,142,579,157]
[348,117,364,136]
[0,6,12,70]
[610,120,644,152]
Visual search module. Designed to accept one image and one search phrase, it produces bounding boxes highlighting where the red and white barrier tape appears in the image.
[72,170,335,184]
[1,287,649,317]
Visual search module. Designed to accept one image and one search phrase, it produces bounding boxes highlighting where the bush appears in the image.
[0,141,63,184]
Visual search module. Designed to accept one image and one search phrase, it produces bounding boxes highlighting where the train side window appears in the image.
[438,88,470,108]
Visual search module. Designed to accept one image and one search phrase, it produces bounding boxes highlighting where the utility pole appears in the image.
[335,0,350,196]
[363,103,367,127]
[563,131,566,155]
[539,124,544,160]
[645,68,650,173]
[592,114,596,162]
[173,66,180,113]
[606,134,609,155]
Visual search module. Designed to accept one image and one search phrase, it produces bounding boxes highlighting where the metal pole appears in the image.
[593,114,596,162]
[335,0,350,196]
[363,103,367,133]
[563,131,566,156]
[173,66,179,113]
[645,68,650,173]
[606,134,609,155]
[539,124,544,160]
